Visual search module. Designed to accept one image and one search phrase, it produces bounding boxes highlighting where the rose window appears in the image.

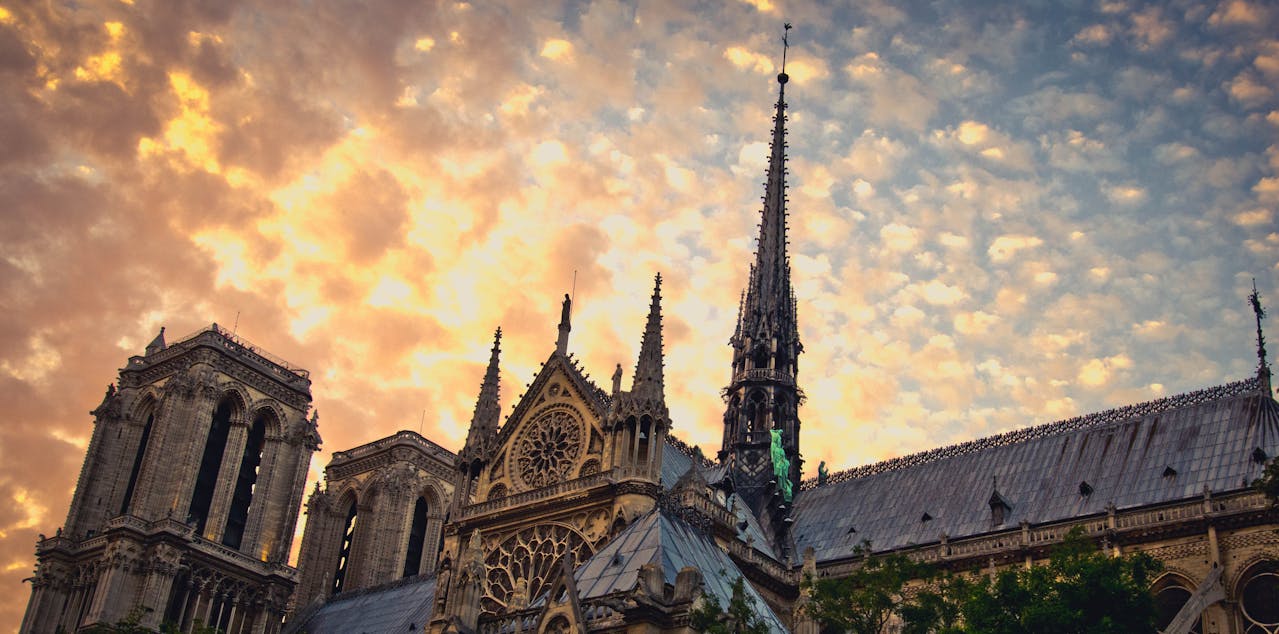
[513,408,582,491]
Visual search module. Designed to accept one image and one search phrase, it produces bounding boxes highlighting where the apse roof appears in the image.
[572,509,788,633]
[290,574,437,634]
[793,377,1279,563]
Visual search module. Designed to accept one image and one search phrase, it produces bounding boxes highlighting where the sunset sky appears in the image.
[1,0,1277,629]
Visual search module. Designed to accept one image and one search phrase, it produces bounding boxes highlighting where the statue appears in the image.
[560,294,572,324]
[818,460,829,486]
[770,428,792,502]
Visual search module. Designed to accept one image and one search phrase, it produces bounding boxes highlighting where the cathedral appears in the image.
[21,58,1279,634]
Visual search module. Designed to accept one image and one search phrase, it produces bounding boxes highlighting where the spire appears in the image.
[145,326,166,355]
[462,328,502,459]
[632,274,664,399]
[1250,279,1271,394]
[739,24,799,354]
[555,294,572,355]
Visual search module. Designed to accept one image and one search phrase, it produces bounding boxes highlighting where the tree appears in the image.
[690,576,770,634]
[802,542,935,634]
[802,529,1162,634]
[1254,455,1279,504]
[955,527,1163,634]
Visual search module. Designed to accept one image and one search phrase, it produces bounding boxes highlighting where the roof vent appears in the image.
[989,489,1011,526]
[921,512,933,522]
[610,553,623,567]
[1162,466,1177,478]
[846,525,857,534]
[1079,481,1094,497]
[1253,447,1268,464]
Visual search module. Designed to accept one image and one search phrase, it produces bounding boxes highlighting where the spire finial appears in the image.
[779,22,792,82]
[1250,279,1270,390]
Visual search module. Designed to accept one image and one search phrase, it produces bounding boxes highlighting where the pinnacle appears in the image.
[632,274,665,399]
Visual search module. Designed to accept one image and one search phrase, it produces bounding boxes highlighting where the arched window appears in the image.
[332,499,358,595]
[188,400,234,534]
[638,416,652,463]
[402,497,428,577]
[119,412,154,515]
[1240,568,1279,634]
[222,413,267,549]
[1153,583,1200,634]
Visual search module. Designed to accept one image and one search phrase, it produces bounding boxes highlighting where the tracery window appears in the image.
[482,524,592,615]
[1241,570,1279,634]
[513,407,583,491]
[1153,582,1200,634]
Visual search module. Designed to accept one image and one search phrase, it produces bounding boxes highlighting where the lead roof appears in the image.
[792,377,1279,562]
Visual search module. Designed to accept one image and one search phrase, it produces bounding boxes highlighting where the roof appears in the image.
[289,574,437,634]
[659,436,720,490]
[572,509,788,633]
[792,378,1279,562]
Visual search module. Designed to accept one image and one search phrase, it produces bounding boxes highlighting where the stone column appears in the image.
[240,436,283,559]
[137,544,182,629]
[276,439,315,561]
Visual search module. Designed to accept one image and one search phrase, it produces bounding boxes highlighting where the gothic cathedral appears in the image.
[23,57,1279,634]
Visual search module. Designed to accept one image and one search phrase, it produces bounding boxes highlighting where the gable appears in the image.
[483,355,609,497]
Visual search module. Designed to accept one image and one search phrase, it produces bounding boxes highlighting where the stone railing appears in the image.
[460,471,614,519]
[732,367,796,386]
[331,429,456,464]
[128,325,311,384]
[41,514,294,579]
[820,491,1272,577]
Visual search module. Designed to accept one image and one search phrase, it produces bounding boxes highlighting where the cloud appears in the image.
[987,235,1044,263]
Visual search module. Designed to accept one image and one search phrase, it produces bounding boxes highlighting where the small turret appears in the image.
[145,326,166,355]
[606,275,671,482]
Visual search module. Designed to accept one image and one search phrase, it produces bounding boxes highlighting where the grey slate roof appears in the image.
[291,574,437,634]
[572,509,789,633]
[793,378,1279,563]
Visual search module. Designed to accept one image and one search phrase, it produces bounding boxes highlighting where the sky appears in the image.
[1,0,1277,629]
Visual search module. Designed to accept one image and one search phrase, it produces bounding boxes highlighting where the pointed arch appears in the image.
[120,394,159,515]
[222,407,275,549]
[402,496,429,577]
[331,493,359,595]
[188,395,238,534]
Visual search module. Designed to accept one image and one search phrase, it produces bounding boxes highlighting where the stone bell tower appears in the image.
[22,325,319,634]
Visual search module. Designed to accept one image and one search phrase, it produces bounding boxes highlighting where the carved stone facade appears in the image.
[21,325,318,633]
[292,430,455,612]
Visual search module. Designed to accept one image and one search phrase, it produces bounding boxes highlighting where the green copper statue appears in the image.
[818,460,828,486]
[770,428,793,502]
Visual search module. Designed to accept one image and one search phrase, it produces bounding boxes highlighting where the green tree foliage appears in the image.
[803,529,1163,634]
[956,528,1163,634]
[802,543,934,634]
[690,576,770,634]
[79,607,221,634]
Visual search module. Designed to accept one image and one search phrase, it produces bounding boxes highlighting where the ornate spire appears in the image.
[461,328,502,460]
[1250,279,1271,393]
[738,27,800,354]
[632,274,664,400]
